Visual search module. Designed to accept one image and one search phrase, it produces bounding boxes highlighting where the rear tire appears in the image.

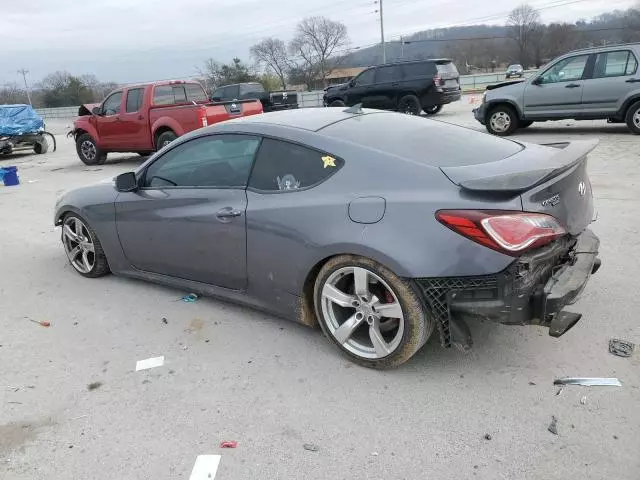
[156,131,177,151]
[424,104,442,115]
[329,99,345,107]
[486,105,519,136]
[33,139,49,154]
[76,134,106,165]
[314,255,435,369]
[625,100,640,134]
[397,95,422,115]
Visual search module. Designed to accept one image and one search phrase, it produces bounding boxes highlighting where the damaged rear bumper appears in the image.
[414,229,600,348]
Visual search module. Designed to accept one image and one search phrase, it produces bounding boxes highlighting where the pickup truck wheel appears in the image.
[156,131,177,150]
[486,105,519,136]
[76,133,106,165]
[625,100,640,134]
[329,100,345,107]
[138,151,153,157]
[33,139,49,154]
[424,105,442,115]
[398,95,422,115]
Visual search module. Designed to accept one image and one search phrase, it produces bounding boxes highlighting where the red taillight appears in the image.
[436,210,566,256]
[433,74,443,86]
[199,106,208,127]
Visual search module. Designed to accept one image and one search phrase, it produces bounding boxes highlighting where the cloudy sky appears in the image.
[1,0,636,85]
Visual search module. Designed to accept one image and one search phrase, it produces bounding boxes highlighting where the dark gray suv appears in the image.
[474,43,640,135]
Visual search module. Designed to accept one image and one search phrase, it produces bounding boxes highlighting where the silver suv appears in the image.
[474,43,640,136]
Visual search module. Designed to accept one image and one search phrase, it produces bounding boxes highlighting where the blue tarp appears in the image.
[0,104,44,136]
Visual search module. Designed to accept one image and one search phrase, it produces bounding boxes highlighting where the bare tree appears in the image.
[507,4,542,67]
[0,82,27,104]
[250,38,290,90]
[543,23,578,60]
[289,16,348,88]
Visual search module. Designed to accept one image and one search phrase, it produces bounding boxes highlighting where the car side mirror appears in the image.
[92,106,102,115]
[532,77,542,86]
[115,172,138,192]
[349,79,356,87]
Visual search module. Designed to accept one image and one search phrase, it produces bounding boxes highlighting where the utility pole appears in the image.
[401,36,404,59]
[379,0,386,63]
[17,68,32,105]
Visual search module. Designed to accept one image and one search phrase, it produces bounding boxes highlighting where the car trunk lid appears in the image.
[435,60,460,90]
[440,140,598,235]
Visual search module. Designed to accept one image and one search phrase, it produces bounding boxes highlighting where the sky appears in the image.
[1,0,636,85]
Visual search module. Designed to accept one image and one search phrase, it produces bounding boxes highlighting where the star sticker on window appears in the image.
[322,155,336,168]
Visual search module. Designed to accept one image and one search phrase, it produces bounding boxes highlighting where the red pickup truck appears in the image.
[69,80,263,165]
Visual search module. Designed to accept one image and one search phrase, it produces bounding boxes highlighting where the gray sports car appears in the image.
[55,108,601,368]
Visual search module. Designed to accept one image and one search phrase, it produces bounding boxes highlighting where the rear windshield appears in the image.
[435,61,459,77]
[321,112,522,167]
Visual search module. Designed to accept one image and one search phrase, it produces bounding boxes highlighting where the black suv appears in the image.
[211,82,298,112]
[323,59,461,115]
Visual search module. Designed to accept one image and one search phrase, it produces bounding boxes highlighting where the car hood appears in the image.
[325,82,347,92]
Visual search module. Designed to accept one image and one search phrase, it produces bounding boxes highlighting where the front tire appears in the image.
[33,139,49,154]
[397,94,422,115]
[424,104,442,115]
[61,214,110,278]
[314,255,434,369]
[329,99,345,107]
[625,100,640,134]
[486,105,519,136]
[76,134,106,165]
[156,131,177,151]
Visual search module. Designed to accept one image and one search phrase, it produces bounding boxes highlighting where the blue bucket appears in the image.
[0,166,19,186]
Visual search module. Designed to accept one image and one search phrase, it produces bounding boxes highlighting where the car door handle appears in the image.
[565,84,581,88]
[625,78,640,83]
[391,82,399,86]
[216,208,242,220]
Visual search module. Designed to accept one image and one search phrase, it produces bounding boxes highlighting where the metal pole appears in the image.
[401,36,404,59]
[379,0,386,63]
[17,68,32,105]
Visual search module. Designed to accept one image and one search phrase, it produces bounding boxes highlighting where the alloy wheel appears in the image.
[489,111,511,133]
[321,266,405,359]
[81,140,97,161]
[62,216,95,274]
[633,108,640,128]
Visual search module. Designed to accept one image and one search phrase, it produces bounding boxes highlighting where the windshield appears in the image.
[435,61,459,77]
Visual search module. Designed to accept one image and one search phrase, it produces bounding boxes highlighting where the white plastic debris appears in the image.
[135,356,165,371]
[554,377,622,387]
[189,455,221,480]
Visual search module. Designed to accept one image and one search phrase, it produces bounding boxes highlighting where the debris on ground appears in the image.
[371,452,379,456]
[71,414,89,420]
[27,318,50,327]
[554,377,622,387]
[162,317,168,324]
[7,401,22,404]
[181,293,199,303]
[220,441,237,448]
[580,396,587,405]
[135,356,165,371]
[548,416,558,435]
[303,443,319,452]
[528,381,536,386]
[87,382,103,391]
[483,434,492,441]
[609,339,634,358]
[556,387,563,396]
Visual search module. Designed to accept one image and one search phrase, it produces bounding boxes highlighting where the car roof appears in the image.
[565,42,640,55]
[374,58,452,68]
[220,107,376,132]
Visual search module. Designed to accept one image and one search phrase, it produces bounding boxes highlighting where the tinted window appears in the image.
[435,61,459,77]
[102,92,122,115]
[402,62,436,79]
[594,50,637,78]
[240,84,265,97]
[249,138,344,191]
[322,112,523,167]
[375,65,400,83]
[223,85,240,99]
[144,135,260,188]
[153,85,174,105]
[185,84,208,102]
[540,54,589,84]
[354,69,375,86]
[125,88,144,113]
[172,86,187,103]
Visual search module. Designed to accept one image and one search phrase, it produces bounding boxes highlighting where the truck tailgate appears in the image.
[205,99,263,125]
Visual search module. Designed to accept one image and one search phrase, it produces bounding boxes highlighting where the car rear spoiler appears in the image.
[442,139,599,194]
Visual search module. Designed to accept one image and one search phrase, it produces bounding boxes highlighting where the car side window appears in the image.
[402,62,433,79]
[375,65,400,83]
[248,138,344,192]
[539,54,590,84]
[353,69,375,86]
[125,88,144,113]
[594,50,638,78]
[143,135,261,188]
[185,84,208,102]
[102,92,123,116]
[153,85,174,105]
[240,84,265,97]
